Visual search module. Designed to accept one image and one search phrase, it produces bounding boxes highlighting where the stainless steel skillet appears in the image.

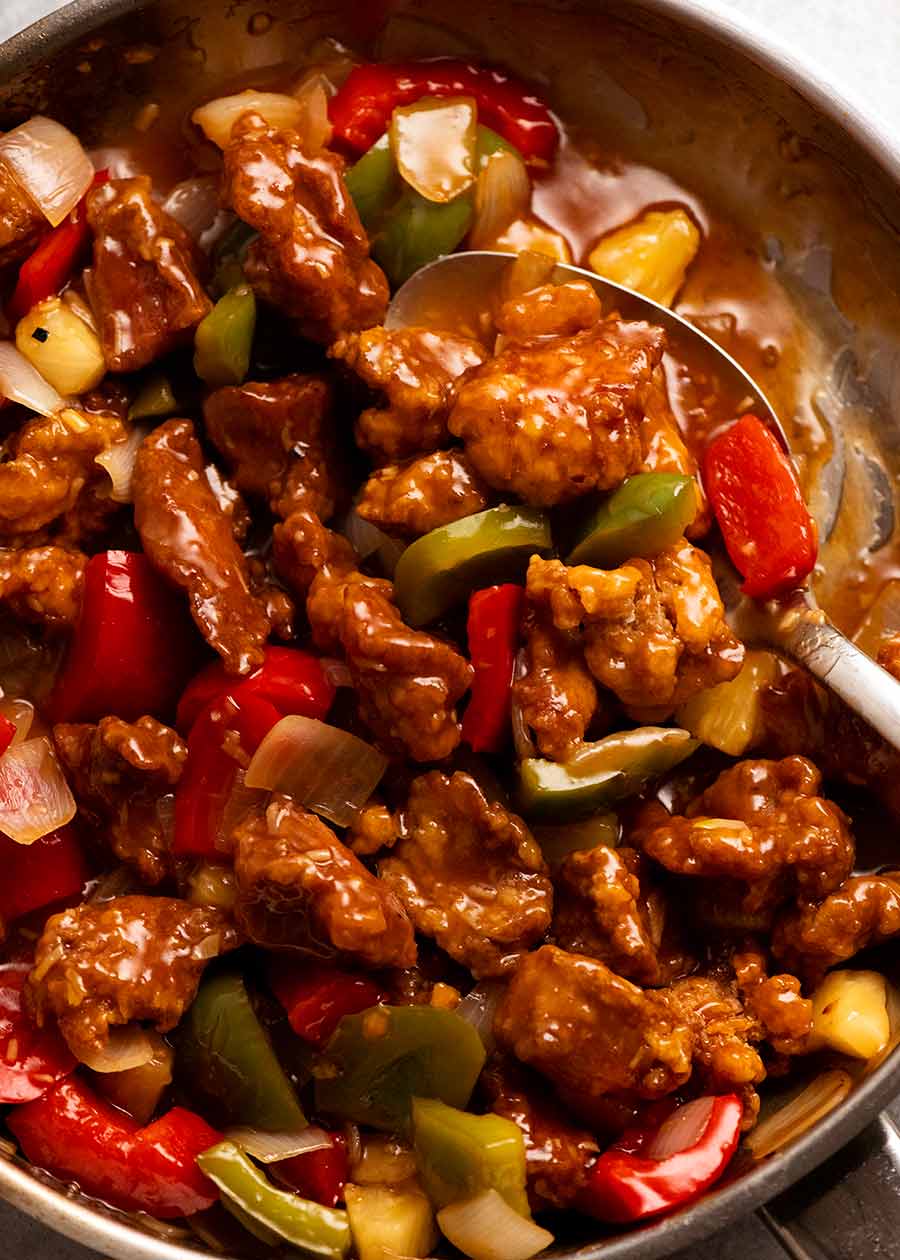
[3,1,900,1258]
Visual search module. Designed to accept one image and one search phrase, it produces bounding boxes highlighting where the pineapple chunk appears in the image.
[588,207,700,306]
[676,650,778,756]
[16,296,106,396]
[345,1181,438,1260]
[492,216,573,263]
[810,969,889,1060]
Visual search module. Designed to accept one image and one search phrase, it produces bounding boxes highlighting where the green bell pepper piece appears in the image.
[315,1005,486,1134]
[194,284,256,388]
[346,133,400,233]
[373,186,474,289]
[176,970,306,1131]
[567,472,698,567]
[197,1142,351,1259]
[475,125,519,166]
[212,219,258,296]
[394,504,552,627]
[532,811,621,865]
[412,1097,530,1218]
[516,726,698,821]
[128,372,177,422]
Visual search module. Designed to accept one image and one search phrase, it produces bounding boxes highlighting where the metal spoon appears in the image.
[387,249,900,751]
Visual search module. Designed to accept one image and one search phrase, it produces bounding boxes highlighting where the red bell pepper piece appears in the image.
[8,1076,221,1218]
[6,169,109,324]
[0,712,15,758]
[0,825,88,925]
[461,584,524,754]
[47,551,201,725]
[329,60,559,163]
[274,1131,348,1208]
[269,959,386,1047]
[703,415,818,601]
[172,690,281,856]
[176,646,335,734]
[0,964,76,1103]
[576,1094,743,1223]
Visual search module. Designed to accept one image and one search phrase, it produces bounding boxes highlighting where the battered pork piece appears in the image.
[222,113,388,343]
[0,408,125,537]
[233,795,416,968]
[275,509,472,761]
[733,943,813,1055]
[356,449,491,536]
[203,374,345,520]
[773,873,900,979]
[133,419,270,674]
[379,771,553,977]
[27,896,237,1060]
[632,757,855,914]
[332,327,487,461]
[448,282,664,506]
[526,540,743,719]
[512,607,598,761]
[85,178,212,372]
[54,716,188,884]
[0,546,85,629]
[345,797,401,856]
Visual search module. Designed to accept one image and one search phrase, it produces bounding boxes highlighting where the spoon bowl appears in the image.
[388,250,900,749]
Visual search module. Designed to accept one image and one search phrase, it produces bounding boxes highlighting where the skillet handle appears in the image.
[760,1112,900,1258]
[771,611,900,752]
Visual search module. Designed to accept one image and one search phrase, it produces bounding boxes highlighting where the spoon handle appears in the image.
[772,612,900,750]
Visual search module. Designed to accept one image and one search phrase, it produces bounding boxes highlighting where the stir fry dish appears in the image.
[0,40,898,1260]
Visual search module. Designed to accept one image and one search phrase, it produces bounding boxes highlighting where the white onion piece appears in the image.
[245,715,388,828]
[293,73,333,151]
[469,150,531,251]
[0,341,66,416]
[88,146,141,179]
[162,176,233,252]
[74,1023,157,1073]
[215,767,266,851]
[0,736,75,844]
[0,696,34,745]
[745,1070,853,1160]
[0,116,94,226]
[94,424,148,502]
[226,1125,333,1164]
[192,91,306,149]
[456,981,505,1053]
[437,1190,553,1260]
[510,648,535,761]
[645,1097,715,1160]
[339,508,391,561]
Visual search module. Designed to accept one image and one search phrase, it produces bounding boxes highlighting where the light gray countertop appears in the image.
[0,1,898,1258]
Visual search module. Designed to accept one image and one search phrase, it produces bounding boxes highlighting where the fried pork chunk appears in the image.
[222,113,388,343]
[511,606,598,761]
[86,177,212,372]
[356,449,491,536]
[0,546,86,629]
[274,509,472,761]
[379,771,553,977]
[774,873,900,980]
[448,281,664,506]
[526,539,743,720]
[54,716,188,884]
[331,326,487,461]
[133,419,270,675]
[27,896,237,1060]
[631,756,855,914]
[233,795,416,969]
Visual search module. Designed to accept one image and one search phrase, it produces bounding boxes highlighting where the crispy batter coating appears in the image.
[495,279,603,339]
[526,539,743,719]
[448,283,664,506]
[356,449,491,537]
[631,757,854,914]
[512,607,597,761]
[773,873,900,979]
[27,896,237,1060]
[86,177,212,372]
[54,716,187,885]
[345,798,400,856]
[275,509,472,761]
[0,546,85,629]
[379,771,552,977]
[203,374,345,521]
[233,795,416,968]
[0,408,125,538]
[332,327,487,461]
[733,943,813,1056]
[222,113,387,343]
[133,419,270,675]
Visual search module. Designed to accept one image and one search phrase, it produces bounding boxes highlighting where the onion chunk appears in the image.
[225,1125,334,1164]
[0,341,66,416]
[244,715,388,828]
[0,116,93,226]
[437,1189,553,1260]
[0,736,76,845]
